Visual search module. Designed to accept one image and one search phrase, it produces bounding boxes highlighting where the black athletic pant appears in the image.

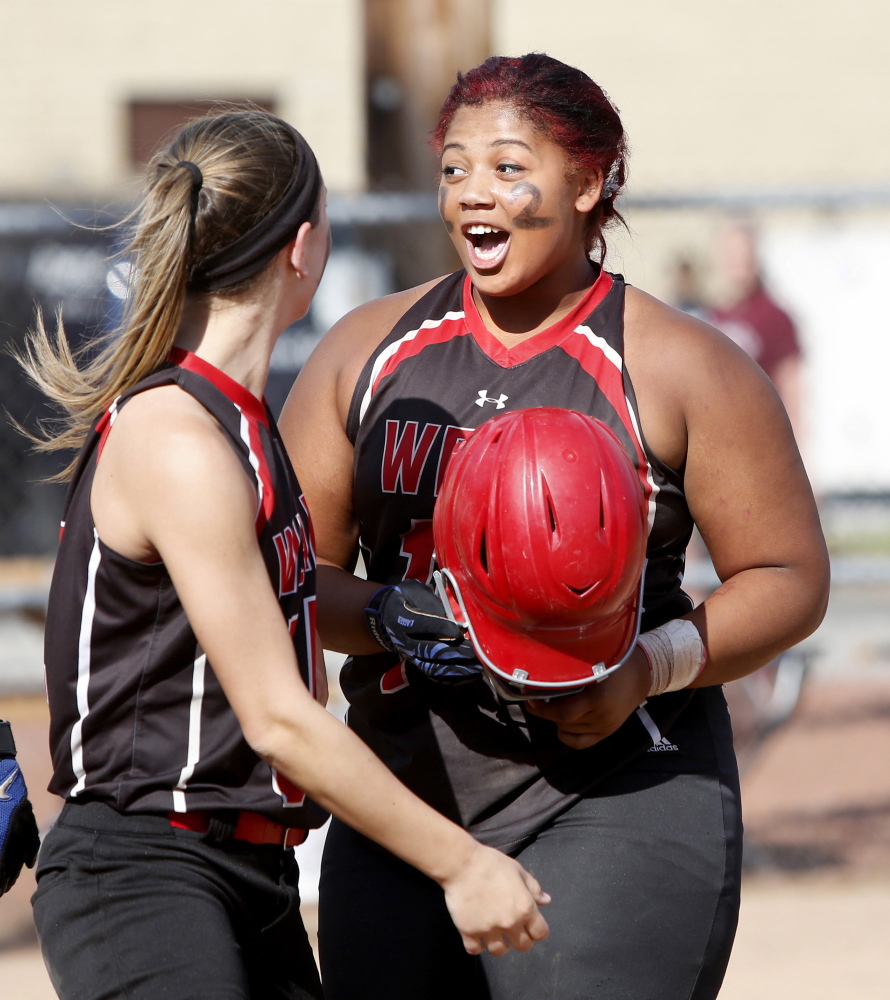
[319,686,742,1000]
[32,800,322,1000]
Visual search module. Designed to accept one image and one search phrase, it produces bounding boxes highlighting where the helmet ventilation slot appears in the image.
[542,476,558,536]
[599,473,607,530]
[478,529,489,575]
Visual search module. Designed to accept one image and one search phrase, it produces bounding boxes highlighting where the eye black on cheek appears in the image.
[509,181,555,230]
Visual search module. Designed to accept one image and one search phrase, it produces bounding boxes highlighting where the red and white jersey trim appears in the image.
[358,311,466,424]
[236,405,276,533]
[570,323,659,531]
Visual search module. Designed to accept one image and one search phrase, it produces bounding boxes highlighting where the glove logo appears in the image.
[0,766,18,799]
[364,580,482,685]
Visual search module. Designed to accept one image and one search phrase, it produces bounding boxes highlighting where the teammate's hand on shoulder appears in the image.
[526,649,651,749]
[0,722,41,897]
[440,841,550,957]
[365,579,482,683]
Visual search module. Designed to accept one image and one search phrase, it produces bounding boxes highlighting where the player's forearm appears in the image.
[247,700,476,885]
[686,560,828,687]
[315,561,383,654]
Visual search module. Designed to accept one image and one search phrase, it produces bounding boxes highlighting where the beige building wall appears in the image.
[490,0,890,299]
[493,0,890,194]
[0,0,365,197]
[493,2,890,492]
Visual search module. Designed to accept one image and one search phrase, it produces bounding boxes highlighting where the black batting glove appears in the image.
[0,720,41,897]
[365,579,482,683]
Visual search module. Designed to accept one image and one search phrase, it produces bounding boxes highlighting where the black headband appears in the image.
[189,126,322,293]
[177,160,203,190]
[177,161,203,221]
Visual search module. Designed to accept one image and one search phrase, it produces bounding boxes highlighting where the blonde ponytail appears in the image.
[18,109,312,479]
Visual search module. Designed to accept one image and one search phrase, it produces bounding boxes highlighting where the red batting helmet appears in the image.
[433,407,647,700]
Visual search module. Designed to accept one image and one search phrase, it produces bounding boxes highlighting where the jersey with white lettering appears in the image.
[44,349,328,828]
[344,268,703,850]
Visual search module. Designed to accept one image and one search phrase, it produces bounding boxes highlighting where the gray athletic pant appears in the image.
[32,800,322,1000]
[318,686,742,1000]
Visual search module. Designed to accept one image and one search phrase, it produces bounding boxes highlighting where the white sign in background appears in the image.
[762,223,890,494]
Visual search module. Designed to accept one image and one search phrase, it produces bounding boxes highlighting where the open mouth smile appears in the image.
[463,224,511,270]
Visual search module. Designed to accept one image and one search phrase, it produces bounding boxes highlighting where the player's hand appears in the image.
[526,648,651,749]
[0,723,41,897]
[365,579,482,683]
[440,841,551,956]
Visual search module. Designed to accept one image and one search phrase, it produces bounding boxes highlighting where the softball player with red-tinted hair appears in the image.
[22,108,548,1000]
[282,54,829,999]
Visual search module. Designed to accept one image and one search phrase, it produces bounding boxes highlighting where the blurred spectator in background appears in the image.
[708,222,803,435]
[670,254,708,320]
[672,224,810,762]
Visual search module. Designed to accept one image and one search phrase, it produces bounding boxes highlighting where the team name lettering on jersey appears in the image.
[273,516,307,596]
[271,768,307,807]
[398,519,435,583]
[381,421,474,496]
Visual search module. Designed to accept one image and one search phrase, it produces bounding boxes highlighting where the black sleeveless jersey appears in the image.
[344,269,702,850]
[44,349,328,829]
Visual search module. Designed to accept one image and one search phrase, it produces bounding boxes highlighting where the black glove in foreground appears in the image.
[365,579,482,683]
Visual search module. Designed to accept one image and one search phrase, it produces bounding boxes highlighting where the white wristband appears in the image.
[637,619,707,697]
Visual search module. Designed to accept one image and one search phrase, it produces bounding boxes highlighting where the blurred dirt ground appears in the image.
[2,676,890,998]
[720,676,890,999]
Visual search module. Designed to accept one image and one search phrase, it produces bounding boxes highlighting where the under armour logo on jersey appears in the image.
[476,390,508,409]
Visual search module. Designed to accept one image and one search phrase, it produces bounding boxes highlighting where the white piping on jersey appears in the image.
[236,405,264,521]
[108,394,121,426]
[573,324,624,372]
[70,530,102,797]
[573,324,660,534]
[358,311,465,426]
[171,652,207,813]
[623,401,660,534]
[635,704,663,746]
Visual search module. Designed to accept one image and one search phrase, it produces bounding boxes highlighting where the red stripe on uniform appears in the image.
[557,335,649,489]
[461,271,613,367]
[557,336,627,409]
[244,414,276,534]
[170,347,269,429]
[371,318,469,395]
[95,407,115,461]
[380,662,410,694]
[168,348,276,533]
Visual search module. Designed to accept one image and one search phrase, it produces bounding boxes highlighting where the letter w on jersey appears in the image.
[273,516,306,596]
[381,421,474,496]
[381,420,441,494]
